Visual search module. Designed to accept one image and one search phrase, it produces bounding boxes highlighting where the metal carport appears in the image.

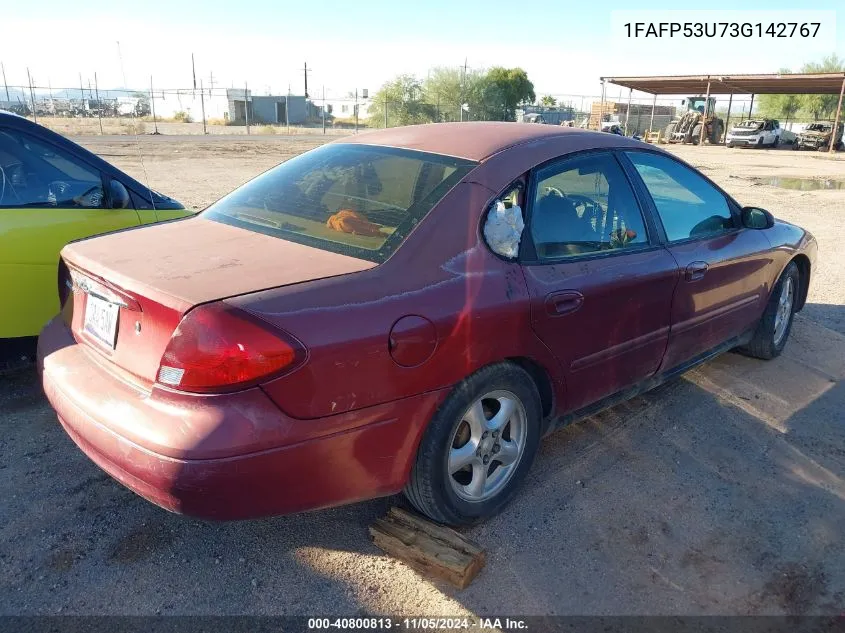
[599,72,845,151]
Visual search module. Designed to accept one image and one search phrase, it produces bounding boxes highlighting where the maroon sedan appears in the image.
[39,123,816,525]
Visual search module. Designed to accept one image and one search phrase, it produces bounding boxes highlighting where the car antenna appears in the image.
[116,40,156,211]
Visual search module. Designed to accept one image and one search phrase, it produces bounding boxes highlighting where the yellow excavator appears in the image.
[663,97,724,145]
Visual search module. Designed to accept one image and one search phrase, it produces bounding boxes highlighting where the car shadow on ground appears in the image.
[1,314,843,615]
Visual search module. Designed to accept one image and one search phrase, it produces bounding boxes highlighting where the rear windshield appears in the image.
[204,143,476,263]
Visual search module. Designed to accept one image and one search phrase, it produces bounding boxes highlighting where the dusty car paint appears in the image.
[39,123,817,520]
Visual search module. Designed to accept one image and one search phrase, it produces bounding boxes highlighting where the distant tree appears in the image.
[799,54,845,120]
[478,67,536,121]
[423,67,461,121]
[368,74,436,128]
[540,95,557,107]
[758,69,802,123]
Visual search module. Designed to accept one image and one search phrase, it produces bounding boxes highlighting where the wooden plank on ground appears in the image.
[369,507,486,590]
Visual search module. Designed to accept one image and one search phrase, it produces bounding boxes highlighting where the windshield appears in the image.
[204,143,476,263]
[737,120,763,129]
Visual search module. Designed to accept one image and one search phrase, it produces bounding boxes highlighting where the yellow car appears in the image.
[0,111,191,345]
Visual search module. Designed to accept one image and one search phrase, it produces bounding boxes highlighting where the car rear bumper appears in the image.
[38,317,447,520]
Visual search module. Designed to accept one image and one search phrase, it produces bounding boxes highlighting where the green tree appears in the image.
[475,67,536,121]
[368,74,437,128]
[423,67,461,122]
[800,54,845,120]
[758,69,802,123]
[540,95,557,107]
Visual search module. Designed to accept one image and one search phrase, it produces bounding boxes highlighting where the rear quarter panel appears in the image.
[231,181,566,420]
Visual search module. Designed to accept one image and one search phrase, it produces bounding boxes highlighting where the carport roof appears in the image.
[601,72,845,95]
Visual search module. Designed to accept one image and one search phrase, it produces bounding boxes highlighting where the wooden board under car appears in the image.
[369,507,486,590]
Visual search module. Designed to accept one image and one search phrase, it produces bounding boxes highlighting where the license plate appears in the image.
[84,294,120,348]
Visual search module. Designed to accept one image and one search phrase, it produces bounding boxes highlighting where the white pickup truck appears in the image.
[725,119,782,148]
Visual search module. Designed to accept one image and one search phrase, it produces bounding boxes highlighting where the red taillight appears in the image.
[156,303,306,393]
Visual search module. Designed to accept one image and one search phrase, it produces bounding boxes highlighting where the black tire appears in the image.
[691,124,702,145]
[404,362,542,525]
[772,136,780,148]
[740,262,800,360]
[792,142,801,151]
[710,121,723,145]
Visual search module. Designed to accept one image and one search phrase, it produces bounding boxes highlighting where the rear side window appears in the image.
[626,151,734,242]
[204,144,476,263]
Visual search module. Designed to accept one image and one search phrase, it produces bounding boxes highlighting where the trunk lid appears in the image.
[61,216,375,384]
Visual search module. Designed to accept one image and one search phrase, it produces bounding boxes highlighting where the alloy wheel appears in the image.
[773,276,794,346]
[447,390,527,502]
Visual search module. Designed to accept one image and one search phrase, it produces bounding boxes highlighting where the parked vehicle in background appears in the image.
[0,111,190,341]
[518,107,575,126]
[39,123,816,526]
[726,119,782,148]
[664,97,724,145]
[600,122,624,135]
[793,121,844,151]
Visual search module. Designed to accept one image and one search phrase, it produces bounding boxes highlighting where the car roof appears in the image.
[337,121,643,161]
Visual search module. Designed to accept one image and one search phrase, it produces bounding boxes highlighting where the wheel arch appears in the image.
[791,254,811,311]
[505,356,556,424]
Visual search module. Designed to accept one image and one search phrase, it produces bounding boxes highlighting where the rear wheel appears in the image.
[404,363,541,525]
[740,262,800,360]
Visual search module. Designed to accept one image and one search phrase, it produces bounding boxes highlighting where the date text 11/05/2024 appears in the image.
[307,618,528,630]
[623,22,821,38]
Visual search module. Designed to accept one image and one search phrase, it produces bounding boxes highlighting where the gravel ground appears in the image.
[1,135,844,617]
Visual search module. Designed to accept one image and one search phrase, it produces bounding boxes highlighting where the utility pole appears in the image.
[207,70,216,96]
[1,62,8,101]
[27,67,36,123]
[200,79,207,134]
[94,72,104,135]
[245,81,250,134]
[79,72,85,114]
[191,53,197,93]
[286,83,291,134]
[303,62,310,98]
[322,85,326,134]
[150,76,159,134]
[354,88,358,133]
[460,58,467,122]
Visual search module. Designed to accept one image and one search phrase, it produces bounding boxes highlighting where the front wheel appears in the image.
[772,136,780,148]
[740,262,800,360]
[404,363,542,525]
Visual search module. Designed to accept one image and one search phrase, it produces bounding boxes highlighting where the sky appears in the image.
[0,0,842,102]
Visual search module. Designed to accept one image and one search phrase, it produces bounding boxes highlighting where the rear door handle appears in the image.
[685,261,709,282]
[545,291,584,316]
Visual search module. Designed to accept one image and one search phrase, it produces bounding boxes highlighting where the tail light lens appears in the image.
[156,302,306,393]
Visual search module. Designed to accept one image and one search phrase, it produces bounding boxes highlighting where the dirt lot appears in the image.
[1,135,844,616]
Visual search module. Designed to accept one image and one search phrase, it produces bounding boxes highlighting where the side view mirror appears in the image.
[741,206,775,230]
[109,180,131,209]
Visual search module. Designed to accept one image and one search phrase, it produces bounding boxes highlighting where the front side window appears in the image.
[0,128,104,208]
[529,152,648,260]
[204,143,475,263]
[626,151,734,242]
